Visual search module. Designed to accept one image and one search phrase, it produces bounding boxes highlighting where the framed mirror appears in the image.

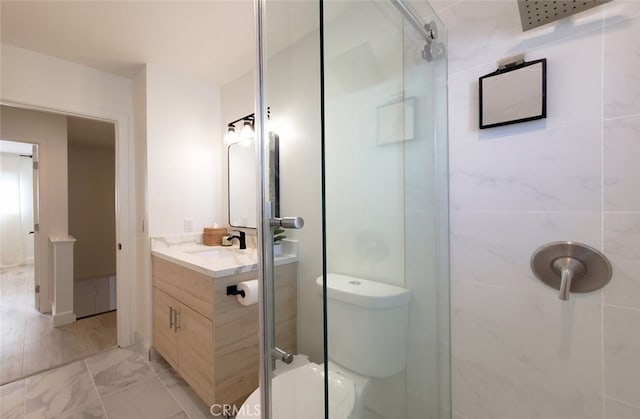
[228,133,279,228]
[479,58,546,129]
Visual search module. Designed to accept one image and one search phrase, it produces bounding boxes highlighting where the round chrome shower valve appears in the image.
[531,241,613,300]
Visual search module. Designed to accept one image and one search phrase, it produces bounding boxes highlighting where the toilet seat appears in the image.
[235,362,356,419]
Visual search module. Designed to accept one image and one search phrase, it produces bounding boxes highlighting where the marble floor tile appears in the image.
[150,356,212,419]
[0,379,25,419]
[101,376,187,419]
[51,399,106,419]
[24,360,98,419]
[85,347,155,397]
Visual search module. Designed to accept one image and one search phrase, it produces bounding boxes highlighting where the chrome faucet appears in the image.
[227,231,246,249]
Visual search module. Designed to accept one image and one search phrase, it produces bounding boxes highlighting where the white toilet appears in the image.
[236,273,411,419]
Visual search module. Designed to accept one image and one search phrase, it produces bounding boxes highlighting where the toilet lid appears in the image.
[235,363,355,419]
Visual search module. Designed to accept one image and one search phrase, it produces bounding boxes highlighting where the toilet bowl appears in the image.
[236,360,361,419]
[235,274,410,419]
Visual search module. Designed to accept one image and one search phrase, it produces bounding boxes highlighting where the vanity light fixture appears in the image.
[225,108,270,144]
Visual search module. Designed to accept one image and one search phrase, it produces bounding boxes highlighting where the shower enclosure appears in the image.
[254,1,449,417]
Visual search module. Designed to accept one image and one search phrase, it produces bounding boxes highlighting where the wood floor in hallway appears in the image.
[0,264,117,385]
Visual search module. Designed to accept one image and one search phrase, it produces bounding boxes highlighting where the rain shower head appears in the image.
[518,0,611,31]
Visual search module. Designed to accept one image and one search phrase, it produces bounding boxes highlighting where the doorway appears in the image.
[0,108,118,385]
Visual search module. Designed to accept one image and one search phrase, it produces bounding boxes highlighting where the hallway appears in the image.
[0,265,117,385]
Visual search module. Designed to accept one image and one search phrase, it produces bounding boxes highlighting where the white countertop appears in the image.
[151,241,299,278]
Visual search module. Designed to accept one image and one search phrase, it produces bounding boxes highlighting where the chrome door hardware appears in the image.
[270,217,304,229]
[531,241,612,301]
[271,347,293,364]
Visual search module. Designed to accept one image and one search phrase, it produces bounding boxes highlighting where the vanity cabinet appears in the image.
[152,287,179,367]
[152,256,298,409]
[152,259,215,404]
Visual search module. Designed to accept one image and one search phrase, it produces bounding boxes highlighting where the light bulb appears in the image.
[224,125,237,143]
[240,119,254,140]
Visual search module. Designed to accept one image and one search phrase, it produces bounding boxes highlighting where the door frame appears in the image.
[1,99,134,348]
[32,143,40,311]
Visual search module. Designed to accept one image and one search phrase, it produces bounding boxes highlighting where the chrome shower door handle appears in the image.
[271,347,293,364]
[270,217,304,229]
[267,214,302,367]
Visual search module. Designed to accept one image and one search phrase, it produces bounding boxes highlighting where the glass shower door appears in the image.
[254,0,448,418]
[322,1,450,418]
[255,1,324,419]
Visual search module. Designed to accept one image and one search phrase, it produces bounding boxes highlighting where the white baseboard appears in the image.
[53,311,76,327]
[134,331,151,362]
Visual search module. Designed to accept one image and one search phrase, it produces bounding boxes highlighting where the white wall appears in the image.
[1,44,135,345]
[68,144,116,280]
[437,1,640,418]
[146,64,222,237]
[131,64,223,350]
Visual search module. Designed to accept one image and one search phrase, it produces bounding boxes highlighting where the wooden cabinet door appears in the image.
[177,303,214,404]
[153,287,179,368]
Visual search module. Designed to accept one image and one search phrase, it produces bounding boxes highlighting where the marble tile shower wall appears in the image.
[434,1,640,419]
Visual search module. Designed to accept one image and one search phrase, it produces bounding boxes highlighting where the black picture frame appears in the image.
[479,58,547,129]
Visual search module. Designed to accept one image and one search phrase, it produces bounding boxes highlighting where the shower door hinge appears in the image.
[35,285,40,293]
[34,223,39,232]
[33,161,39,170]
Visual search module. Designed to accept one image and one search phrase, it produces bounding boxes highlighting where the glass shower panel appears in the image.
[323,1,449,418]
[401,4,450,418]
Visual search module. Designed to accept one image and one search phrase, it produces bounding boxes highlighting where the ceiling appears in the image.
[1,0,321,86]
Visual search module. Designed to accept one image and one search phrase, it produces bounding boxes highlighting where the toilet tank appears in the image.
[316,274,411,378]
